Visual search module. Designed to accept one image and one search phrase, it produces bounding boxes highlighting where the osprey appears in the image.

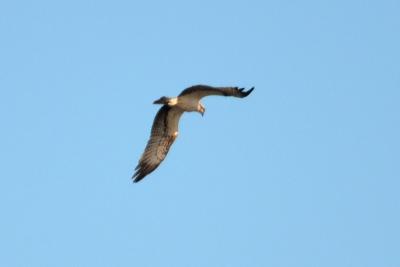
[133,85,254,182]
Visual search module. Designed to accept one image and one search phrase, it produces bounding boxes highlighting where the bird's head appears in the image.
[198,103,205,117]
[153,96,169,105]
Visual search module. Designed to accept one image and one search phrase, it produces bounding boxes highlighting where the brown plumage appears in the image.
[133,85,254,182]
[179,85,254,99]
[133,105,184,182]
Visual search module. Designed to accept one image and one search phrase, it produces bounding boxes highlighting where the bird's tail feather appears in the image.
[153,96,170,105]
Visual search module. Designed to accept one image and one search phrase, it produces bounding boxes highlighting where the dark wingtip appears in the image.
[132,163,155,183]
[132,166,144,183]
[133,177,142,183]
[132,172,145,183]
[242,87,255,97]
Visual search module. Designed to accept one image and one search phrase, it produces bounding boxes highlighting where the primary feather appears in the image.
[133,105,184,182]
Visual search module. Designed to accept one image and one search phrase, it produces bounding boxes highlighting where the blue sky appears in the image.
[1,0,399,266]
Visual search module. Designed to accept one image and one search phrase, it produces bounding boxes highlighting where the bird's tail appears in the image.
[153,96,170,105]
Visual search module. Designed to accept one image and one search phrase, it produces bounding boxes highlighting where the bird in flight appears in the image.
[132,85,254,182]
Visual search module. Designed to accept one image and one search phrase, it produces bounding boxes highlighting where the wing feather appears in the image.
[133,105,184,182]
[179,85,254,101]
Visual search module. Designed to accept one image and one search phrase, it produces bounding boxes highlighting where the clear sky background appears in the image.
[1,0,399,266]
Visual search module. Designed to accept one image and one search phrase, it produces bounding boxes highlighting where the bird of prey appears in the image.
[132,85,254,182]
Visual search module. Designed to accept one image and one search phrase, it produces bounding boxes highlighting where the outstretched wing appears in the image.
[179,85,254,101]
[133,105,184,182]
